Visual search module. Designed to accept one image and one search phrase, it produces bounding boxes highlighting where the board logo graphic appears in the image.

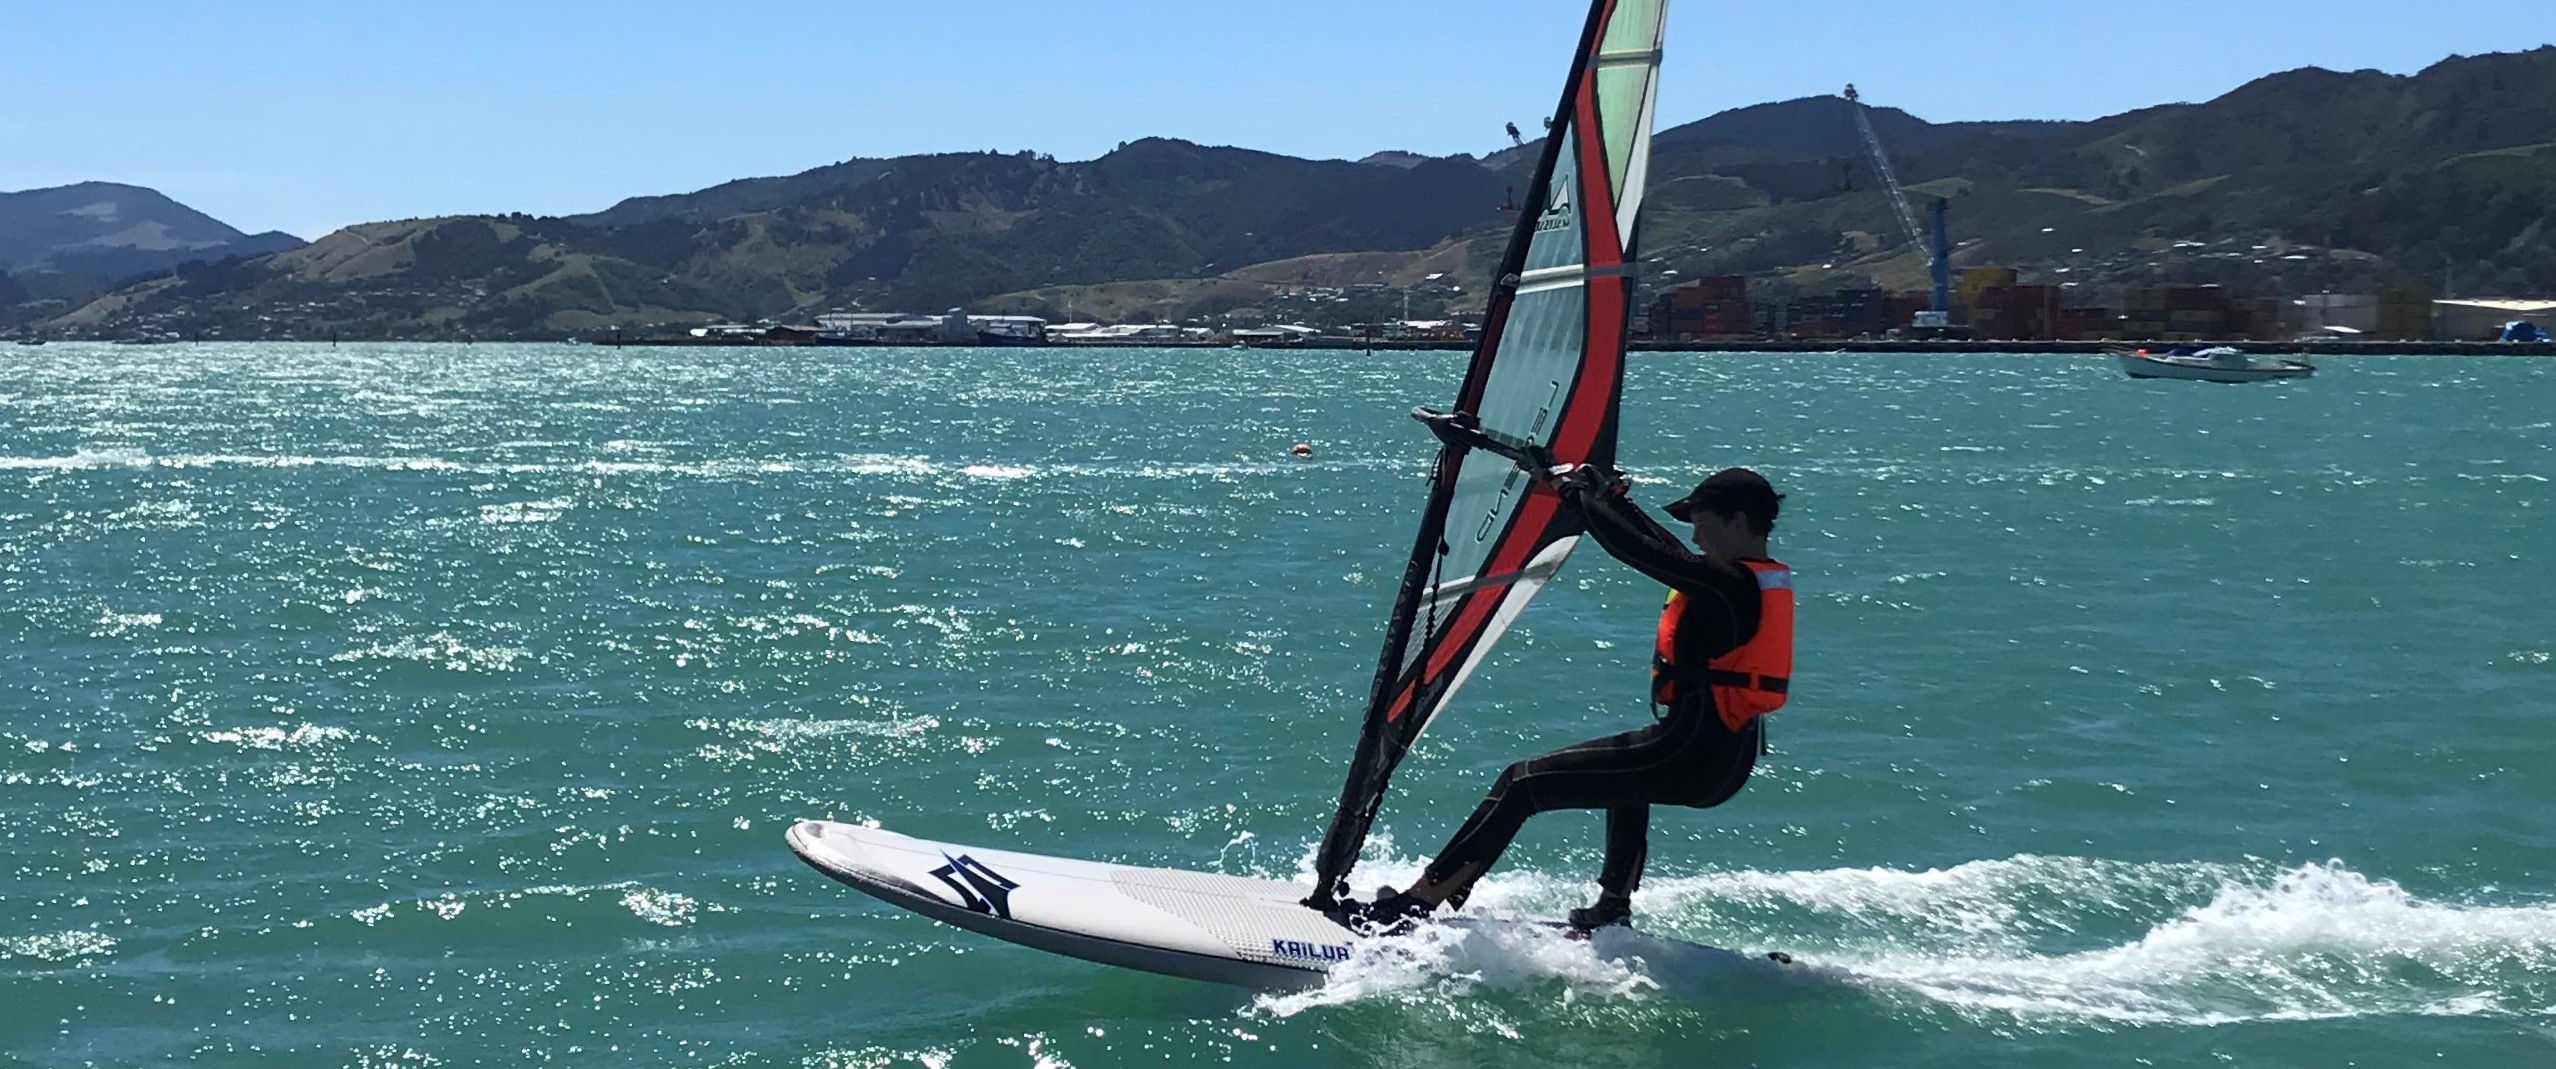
[1536,180,1574,233]
[928,853,1021,919]
[1269,938,1355,963]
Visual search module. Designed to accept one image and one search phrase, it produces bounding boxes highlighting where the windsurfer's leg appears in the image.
[1598,804,1649,900]
[1558,804,1647,931]
[1408,726,1679,906]
[1680,717,1763,810]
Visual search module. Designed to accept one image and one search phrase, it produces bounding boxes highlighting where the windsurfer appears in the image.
[1347,466,1792,932]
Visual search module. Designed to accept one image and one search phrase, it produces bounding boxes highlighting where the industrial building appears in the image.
[2434,299,2556,341]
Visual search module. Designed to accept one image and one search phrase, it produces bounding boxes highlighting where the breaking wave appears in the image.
[1256,851,2556,1028]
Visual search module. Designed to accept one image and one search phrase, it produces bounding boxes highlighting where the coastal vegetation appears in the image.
[6,47,2552,340]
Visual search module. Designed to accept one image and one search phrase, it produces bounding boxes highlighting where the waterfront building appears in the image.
[1231,325,1316,348]
[938,312,1049,346]
[2435,299,2556,341]
[816,312,945,343]
[1048,323,1209,346]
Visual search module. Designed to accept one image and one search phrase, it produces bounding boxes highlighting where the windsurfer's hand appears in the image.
[1535,463,1600,493]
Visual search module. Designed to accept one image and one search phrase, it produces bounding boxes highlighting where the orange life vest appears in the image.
[1651,559,1794,731]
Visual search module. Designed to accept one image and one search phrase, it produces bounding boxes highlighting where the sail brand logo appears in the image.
[1536,182,1574,233]
[1474,380,1567,544]
[1269,939,1354,963]
[1526,379,1561,439]
[1478,469,1525,543]
[928,853,1021,920]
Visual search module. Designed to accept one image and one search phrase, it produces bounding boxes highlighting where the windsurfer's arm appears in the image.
[1558,480,1722,594]
[1594,481,1685,546]
[1525,463,1726,590]
[1554,483,1697,588]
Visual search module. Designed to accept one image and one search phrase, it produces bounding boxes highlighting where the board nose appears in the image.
[785,820,866,875]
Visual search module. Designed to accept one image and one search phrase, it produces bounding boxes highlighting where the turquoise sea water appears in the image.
[3,342,2552,1067]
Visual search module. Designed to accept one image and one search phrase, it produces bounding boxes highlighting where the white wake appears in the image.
[1253,848,2556,1027]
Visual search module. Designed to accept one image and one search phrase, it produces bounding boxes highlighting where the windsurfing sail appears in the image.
[1308,0,1670,906]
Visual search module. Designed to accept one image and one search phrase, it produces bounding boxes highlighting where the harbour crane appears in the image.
[1844,84,1952,324]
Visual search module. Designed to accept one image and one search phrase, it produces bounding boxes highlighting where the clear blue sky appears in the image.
[4,0,2545,239]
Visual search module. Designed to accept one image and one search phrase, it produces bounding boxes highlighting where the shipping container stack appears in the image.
[1788,288,1889,339]
[1647,276,1753,340]
[2168,287,2229,341]
[1955,267,2019,319]
[2056,307,2123,341]
[1967,285,2062,340]
[2236,297,2287,340]
[2122,287,2171,340]
[2121,286,2248,342]
[1753,299,1791,339]
[2376,289,2435,341]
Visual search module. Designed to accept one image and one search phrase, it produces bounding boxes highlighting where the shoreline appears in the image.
[584,337,2555,356]
[24,338,2552,356]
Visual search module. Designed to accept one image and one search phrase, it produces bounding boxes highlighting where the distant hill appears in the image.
[1658,95,2079,160]
[2078,48,2556,182]
[39,140,1523,338]
[0,182,301,277]
[568,158,897,229]
[35,45,2556,339]
[1356,151,1438,169]
[1,182,303,330]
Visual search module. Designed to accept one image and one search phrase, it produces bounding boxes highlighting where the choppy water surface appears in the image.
[3,343,2552,1068]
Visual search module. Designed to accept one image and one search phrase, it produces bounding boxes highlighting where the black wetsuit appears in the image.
[1419,479,1766,900]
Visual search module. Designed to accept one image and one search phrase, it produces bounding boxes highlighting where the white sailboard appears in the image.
[788,820,1806,992]
[787,0,1788,990]
[790,821,1358,990]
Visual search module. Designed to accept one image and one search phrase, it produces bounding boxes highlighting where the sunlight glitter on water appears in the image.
[2,345,2551,1068]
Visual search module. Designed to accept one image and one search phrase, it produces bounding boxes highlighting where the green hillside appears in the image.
[25,45,2556,340]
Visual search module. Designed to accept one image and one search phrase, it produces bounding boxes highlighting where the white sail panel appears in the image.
[1417,537,1581,732]
[1594,0,1668,198]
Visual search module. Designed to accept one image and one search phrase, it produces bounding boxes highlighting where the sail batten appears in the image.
[1517,263,1640,288]
[1307,0,1671,905]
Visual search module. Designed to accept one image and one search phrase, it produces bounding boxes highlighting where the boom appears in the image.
[1844,84,1926,254]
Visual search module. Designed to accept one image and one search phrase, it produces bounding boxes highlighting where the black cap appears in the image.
[1664,467,1783,527]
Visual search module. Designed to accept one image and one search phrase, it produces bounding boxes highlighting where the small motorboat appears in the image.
[2112,345,2313,384]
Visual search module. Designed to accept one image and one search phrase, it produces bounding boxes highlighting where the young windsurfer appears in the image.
[1346,466,1793,932]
